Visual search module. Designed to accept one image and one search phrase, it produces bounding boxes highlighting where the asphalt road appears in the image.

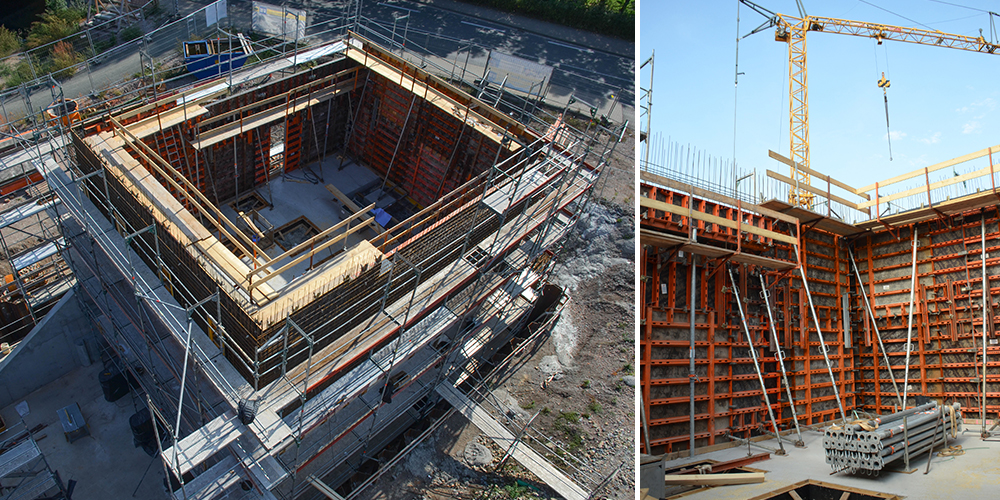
[9,0,634,129]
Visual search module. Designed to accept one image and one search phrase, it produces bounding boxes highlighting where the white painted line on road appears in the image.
[461,20,506,33]
[558,63,632,83]
[547,40,593,54]
[378,2,418,13]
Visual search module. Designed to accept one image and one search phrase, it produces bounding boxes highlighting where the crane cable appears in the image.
[875,39,893,160]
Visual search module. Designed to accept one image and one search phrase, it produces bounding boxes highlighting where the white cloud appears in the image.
[907,154,930,167]
[921,132,942,144]
[886,130,907,141]
[963,121,981,134]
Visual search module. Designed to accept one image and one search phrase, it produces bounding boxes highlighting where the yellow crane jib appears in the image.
[739,0,1000,210]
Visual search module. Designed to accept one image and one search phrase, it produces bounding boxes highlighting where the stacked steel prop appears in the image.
[823,402,961,474]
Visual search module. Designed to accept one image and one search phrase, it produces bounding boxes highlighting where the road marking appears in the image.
[558,63,632,83]
[461,20,506,33]
[547,40,593,54]
[377,2,418,13]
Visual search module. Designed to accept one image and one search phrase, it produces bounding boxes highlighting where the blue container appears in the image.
[184,36,252,80]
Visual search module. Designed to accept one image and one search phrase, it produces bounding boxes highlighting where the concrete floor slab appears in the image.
[661,426,1000,500]
[0,364,165,500]
[218,157,381,289]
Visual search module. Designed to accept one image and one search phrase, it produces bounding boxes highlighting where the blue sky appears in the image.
[640,0,1000,196]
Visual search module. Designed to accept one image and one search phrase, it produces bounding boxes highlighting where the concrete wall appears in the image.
[0,289,94,409]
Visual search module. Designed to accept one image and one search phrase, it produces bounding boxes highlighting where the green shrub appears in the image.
[26,9,83,49]
[0,27,20,58]
[120,26,141,43]
[48,40,81,77]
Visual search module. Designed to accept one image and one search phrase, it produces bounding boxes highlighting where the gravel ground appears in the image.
[369,125,636,499]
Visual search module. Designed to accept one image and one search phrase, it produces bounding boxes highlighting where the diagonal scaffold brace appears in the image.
[728,267,786,455]
[759,274,806,448]
[848,246,904,409]
[795,244,849,424]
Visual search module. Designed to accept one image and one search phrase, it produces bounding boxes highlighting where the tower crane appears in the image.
[740,0,1000,208]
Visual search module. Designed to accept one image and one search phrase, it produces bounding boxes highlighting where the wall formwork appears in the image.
[641,172,1000,457]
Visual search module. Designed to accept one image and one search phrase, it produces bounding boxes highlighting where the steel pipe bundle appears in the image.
[823,402,961,473]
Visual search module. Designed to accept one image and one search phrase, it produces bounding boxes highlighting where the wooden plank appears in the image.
[662,473,765,486]
[853,190,999,231]
[161,412,241,477]
[127,104,209,139]
[857,143,1000,193]
[758,199,863,236]
[346,46,520,152]
[638,229,795,270]
[194,79,355,150]
[839,492,851,500]
[196,67,361,130]
[768,150,869,199]
[116,84,227,124]
[639,196,799,245]
[325,184,384,234]
[765,170,869,215]
[247,202,376,279]
[789,491,804,500]
[858,161,998,209]
[640,170,799,224]
[110,116,268,268]
[436,383,588,500]
[249,217,374,291]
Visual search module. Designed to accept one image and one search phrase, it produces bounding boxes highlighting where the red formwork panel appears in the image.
[853,208,1000,420]
[640,183,854,455]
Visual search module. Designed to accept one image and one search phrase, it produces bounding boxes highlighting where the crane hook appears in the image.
[878,71,890,90]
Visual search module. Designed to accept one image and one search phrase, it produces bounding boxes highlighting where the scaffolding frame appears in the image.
[0,27,626,500]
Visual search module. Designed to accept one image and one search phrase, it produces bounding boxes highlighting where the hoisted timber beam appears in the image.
[858,161,1000,209]
[765,170,870,216]
[728,267,786,455]
[768,150,869,199]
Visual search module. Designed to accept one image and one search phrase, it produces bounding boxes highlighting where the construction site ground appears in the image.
[370,124,636,499]
[658,425,998,500]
